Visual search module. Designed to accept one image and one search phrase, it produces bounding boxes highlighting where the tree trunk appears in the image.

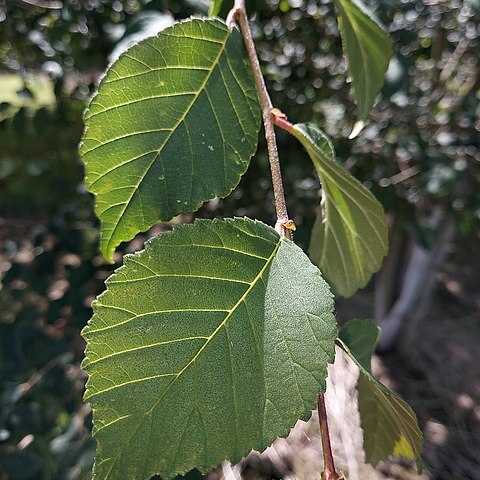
[375,212,457,352]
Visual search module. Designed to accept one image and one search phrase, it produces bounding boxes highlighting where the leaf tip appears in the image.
[101,247,116,266]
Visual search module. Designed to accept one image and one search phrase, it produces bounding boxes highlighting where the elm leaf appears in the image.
[287,123,388,297]
[335,0,393,121]
[338,319,423,467]
[210,0,226,16]
[82,218,336,480]
[80,18,261,262]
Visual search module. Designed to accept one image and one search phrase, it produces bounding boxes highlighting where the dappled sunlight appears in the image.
[1,0,478,478]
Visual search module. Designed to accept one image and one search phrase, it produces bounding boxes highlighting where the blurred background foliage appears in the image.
[0,0,479,479]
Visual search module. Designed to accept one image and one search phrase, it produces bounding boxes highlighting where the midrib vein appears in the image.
[97,30,231,256]
[169,239,281,388]
[102,236,281,478]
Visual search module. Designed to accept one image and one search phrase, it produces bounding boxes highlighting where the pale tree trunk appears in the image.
[398,213,457,352]
[374,214,409,322]
[375,211,457,352]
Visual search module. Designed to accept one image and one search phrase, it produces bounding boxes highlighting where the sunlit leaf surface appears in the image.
[81,19,260,262]
[83,218,336,479]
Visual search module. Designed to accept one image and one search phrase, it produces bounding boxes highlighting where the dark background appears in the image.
[0,0,479,479]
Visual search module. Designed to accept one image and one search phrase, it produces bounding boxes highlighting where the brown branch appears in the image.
[228,0,291,239]
[318,393,344,480]
[231,5,343,478]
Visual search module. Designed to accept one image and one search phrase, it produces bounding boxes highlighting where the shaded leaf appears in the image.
[335,0,393,121]
[210,0,227,16]
[209,0,263,18]
[337,319,423,468]
[337,317,378,373]
[82,218,336,480]
[288,123,388,297]
[81,19,261,262]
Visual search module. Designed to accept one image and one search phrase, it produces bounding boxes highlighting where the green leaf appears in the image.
[335,0,393,121]
[337,319,423,468]
[209,0,226,16]
[82,218,336,480]
[337,318,378,373]
[209,0,262,18]
[80,18,261,262]
[287,123,387,297]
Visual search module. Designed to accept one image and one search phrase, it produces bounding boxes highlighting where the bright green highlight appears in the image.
[338,319,423,467]
[290,123,388,297]
[0,73,55,121]
[80,18,261,262]
[83,218,336,480]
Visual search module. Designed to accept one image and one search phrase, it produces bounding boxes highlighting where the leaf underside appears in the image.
[80,18,261,262]
[82,218,336,480]
[290,123,388,297]
[335,0,393,120]
[338,319,423,468]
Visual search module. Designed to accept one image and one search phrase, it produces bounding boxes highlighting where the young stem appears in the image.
[228,0,291,238]
[318,394,343,480]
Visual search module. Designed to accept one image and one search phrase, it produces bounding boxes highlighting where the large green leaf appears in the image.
[82,218,336,480]
[80,18,261,262]
[288,123,387,297]
[335,0,392,121]
[337,319,423,468]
